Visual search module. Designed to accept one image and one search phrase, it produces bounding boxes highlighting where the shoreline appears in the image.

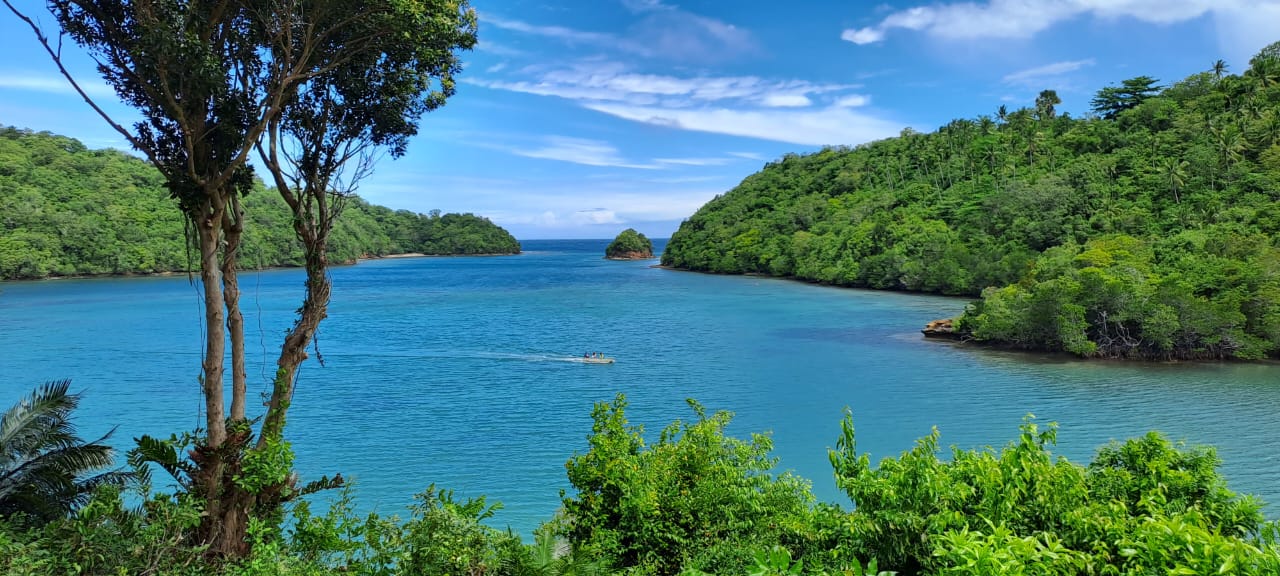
[656,264,1280,366]
[1,250,522,283]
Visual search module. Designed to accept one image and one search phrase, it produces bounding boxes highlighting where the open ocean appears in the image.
[2,238,1279,535]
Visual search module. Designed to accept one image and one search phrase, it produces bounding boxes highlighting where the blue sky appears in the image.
[2,1,1279,239]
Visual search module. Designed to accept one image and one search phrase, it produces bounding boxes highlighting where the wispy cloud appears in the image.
[834,94,871,108]
[483,15,616,45]
[840,0,1275,55]
[1002,59,1095,86]
[580,102,902,147]
[474,39,527,58]
[573,208,622,225]
[481,3,755,63]
[468,61,893,146]
[654,157,734,166]
[0,73,116,98]
[511,136,658,169]
[761,94,812,107]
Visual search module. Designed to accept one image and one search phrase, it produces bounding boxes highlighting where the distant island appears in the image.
[605,228,654,260]
[0,126,520,281]
[663,42,1280,361]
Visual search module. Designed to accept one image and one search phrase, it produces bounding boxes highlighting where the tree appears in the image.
[0,380,128,524]
[1212,58,1229,80]
[253,0,477,450]
[605,228,653,259]
[1090,75,1161,119]
[561,395,816,576]
[1159,157,1188,204]
[1034,89,1061,120]
[4,0,476,558]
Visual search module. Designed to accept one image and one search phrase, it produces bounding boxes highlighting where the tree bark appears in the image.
[198,198,228,449]
[223,195,248,422]
[259,231,329,445]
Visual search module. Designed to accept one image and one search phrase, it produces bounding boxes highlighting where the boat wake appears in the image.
[276,349,602,364]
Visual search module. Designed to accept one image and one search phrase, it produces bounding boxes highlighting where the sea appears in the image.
[2,238,1278,535]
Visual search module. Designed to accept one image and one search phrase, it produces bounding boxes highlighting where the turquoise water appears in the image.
[2,239,1279,534]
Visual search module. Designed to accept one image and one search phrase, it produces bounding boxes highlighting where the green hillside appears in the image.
[663,43,1280,360]
[0,126,519,280]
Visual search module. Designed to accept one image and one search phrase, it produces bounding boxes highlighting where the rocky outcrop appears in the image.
[922,318,958,339]
[605,228,655,260]
[606,250,653,260]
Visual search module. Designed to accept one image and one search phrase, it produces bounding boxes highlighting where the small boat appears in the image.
[581,356,615,364]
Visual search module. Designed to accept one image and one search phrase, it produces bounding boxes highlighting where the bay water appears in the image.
[2,239,1278,535]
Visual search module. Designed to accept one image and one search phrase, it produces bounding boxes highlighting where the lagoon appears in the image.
[2,239,1278,535]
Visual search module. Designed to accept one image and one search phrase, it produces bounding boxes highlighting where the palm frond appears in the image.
[128,434,193,488]
[0,381,123,524]
[0,380,77,459]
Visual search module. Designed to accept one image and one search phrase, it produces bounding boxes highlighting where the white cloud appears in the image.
[728,151,766,160]
[0,73,116,98]
[834,94,871,108]
[511,136,658,169]
[468,63,858,108]
[621,0,674,13]
[761,94,812,107]
[1002,59,1095,86]
[841,27,884,45]
[482,5,754,63]
[483,15,617,45]
[1212,2,1280,66]
[469,61,894,146]
[474,39,526,58]
[841,0,1244,45]
[654,157,733,166]
[580,102,903,146]
[572,208,623,225]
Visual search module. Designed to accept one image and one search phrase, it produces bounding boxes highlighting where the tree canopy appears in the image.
[604,228,654,259]
[662,45,1280,360]
[0,126,519,281]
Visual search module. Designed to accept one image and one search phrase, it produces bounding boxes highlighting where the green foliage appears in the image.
[662,44,1280,360]
[829,412,1275,575]
[0,126,520,280]
[1,402,1278,575]
[0,381,128,525]
[1090,76,1162,119]
[235,437,294,494]
[605,228,654,258]
[560,394,821,576]
[0,485,206,575]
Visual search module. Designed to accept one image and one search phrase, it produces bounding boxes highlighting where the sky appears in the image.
[2,1,1279,239]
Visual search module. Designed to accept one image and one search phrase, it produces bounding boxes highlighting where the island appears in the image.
[604,228,655,260]
[662,41,1280,361]
[0,126,520,281]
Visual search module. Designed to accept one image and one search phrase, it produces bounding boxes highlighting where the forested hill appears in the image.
[663,43,1280,361]
[0,126,520,280]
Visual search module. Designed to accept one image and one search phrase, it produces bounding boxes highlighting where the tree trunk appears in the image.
[191,194,251,558]
[223,195,248,422]
[259,230,330,445]
[198,204,228,448]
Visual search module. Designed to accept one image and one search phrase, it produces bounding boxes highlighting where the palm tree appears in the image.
[1212,59,1228,80]
[0,380,128,523]
[1159,158,1189,204]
